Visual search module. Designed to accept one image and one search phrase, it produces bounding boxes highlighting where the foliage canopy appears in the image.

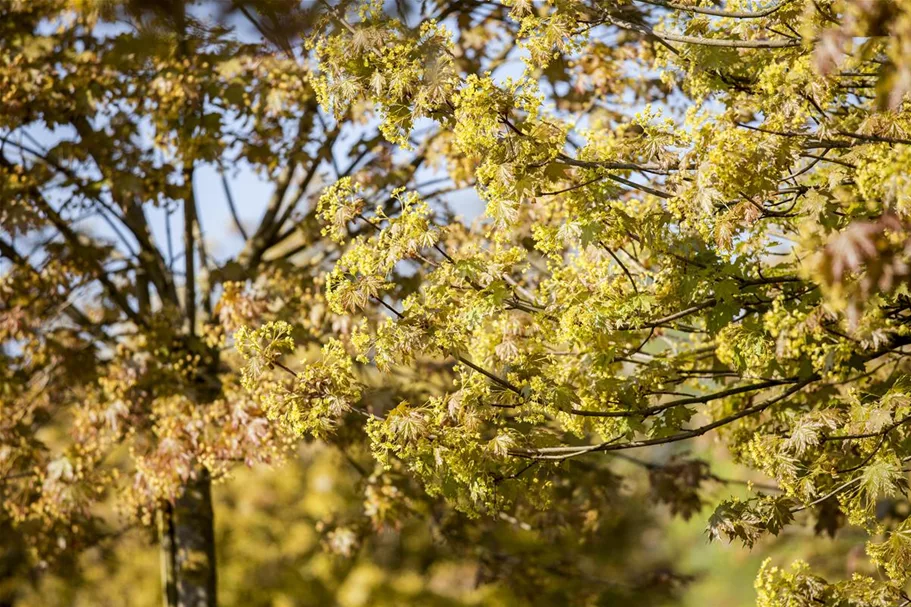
[240,0,911,604]
[6,0,911,605]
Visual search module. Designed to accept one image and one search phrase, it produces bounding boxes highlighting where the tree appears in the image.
[13,443,685,606]
[235,0,911,604]
[2,1,379,604]
[1,1,684,605]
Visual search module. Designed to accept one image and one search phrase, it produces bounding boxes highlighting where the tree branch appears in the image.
[220,170,249,240]
[183,165,198,335]
[634,0,790,19]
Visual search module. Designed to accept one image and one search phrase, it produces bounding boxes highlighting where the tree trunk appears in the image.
[158,469,217,607]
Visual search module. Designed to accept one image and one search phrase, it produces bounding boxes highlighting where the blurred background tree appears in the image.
[11,443,683,606]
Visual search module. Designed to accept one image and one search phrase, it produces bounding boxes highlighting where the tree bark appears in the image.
[158,470,217,607]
